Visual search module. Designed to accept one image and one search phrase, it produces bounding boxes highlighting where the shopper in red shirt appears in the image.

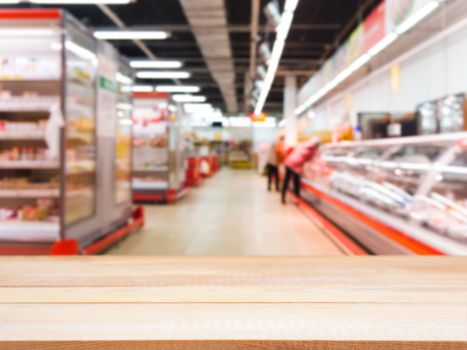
[265,135,285,191]
[281,138,320,204]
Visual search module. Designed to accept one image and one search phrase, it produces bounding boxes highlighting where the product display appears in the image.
[0,13,62,241]
[114,62,133,205]
[0,9,135,247]
[132,95,170,191]
[131,92,188,203]
[303,133,467,255]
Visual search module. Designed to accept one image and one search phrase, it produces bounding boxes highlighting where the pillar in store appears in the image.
[284,75,298,147]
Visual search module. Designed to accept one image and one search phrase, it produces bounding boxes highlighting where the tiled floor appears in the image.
[107,169,343,256]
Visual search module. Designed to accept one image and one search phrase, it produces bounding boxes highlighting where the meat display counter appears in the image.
[302,133,467,255]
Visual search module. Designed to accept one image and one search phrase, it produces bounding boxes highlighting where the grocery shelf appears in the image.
[0,221,59,242]
[0,160,59,169]
[0,97,59,112]
[0,131,45,140]
[133,166,169,172]
[0,188,59,198]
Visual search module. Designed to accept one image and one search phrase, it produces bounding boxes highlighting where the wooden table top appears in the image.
[0,256,466,349]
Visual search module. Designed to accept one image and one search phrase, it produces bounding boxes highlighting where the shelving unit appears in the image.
[0,9,142,254]
[132,92,188,203]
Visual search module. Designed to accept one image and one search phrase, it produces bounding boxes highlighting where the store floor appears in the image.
[107,169,344,256]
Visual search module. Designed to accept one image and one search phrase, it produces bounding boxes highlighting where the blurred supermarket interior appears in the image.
[0,0,466,257]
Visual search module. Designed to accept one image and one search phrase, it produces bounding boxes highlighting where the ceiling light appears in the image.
[126,85,153,92]
[172,95,207,103]
[257,65,267,79]
[264,1,282,29]
[276,12,294,41]
[155,85,200,93]
[136,71,191,79]
[396,0,440,34]
[94,30,170,40]
[130,60,183,69]
[116,72,133,85]
[284,0,299,12]
[259,42,272,64]
[30,0,132,3]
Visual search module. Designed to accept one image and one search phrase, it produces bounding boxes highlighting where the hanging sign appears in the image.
[97,41,118,138]
[364,1,386,52]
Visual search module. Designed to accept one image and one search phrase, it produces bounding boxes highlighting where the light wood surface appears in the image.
[0,256,466,349]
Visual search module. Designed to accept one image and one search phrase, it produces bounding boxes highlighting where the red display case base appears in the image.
[50,206,145,255]
[0,206,145,256]
[134,187,189,205]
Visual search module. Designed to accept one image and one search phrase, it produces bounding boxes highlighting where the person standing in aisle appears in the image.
[265,135,285,191]
[281,138,320,204]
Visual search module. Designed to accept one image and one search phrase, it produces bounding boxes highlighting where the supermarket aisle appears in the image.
[108,169,343,256]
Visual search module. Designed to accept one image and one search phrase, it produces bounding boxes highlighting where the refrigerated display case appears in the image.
[302,133,467,255]
[114,57,133,206]
[0,9,141,253]
[132,93,187,203]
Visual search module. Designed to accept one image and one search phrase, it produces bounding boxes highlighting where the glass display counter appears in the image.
[303,133,467,255]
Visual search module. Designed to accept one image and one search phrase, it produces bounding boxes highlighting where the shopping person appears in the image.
[281,138,320,204]
[265,135,285,191]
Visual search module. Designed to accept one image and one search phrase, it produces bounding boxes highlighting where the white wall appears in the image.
[307,20,467,132]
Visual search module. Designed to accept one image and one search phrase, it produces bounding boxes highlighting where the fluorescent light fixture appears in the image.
[284,0,299,12]
[155,85,200,93]
[0,28,57,36]
[254,1,297,116]
[65,41,97,63]
[254,39,286,115]
[94,30,170,40]
[367,32,398,56]
[172,94,207,103]
[31,0,132,3]
[136,71,191,79]
[126,85,153,92]
[117,103,133,111]
[276,12,294,42]
[396,0,440,34]
[116,72,133,85]
[130,60,183,69]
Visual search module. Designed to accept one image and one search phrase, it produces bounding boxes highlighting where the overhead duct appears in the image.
[179,0,238,113]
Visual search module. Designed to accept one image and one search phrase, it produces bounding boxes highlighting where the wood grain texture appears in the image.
[0,256,466,349]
